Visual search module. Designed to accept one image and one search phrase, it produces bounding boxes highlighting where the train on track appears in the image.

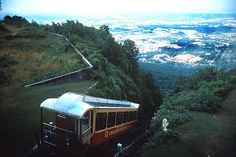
[40,92,139,153]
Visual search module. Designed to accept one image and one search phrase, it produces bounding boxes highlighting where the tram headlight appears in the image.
[44,134,48,139]
[66,138,70,146]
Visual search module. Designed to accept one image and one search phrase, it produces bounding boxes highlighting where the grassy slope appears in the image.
[0,81,93,156]
[0,24,86,85]
[143,90,236,157]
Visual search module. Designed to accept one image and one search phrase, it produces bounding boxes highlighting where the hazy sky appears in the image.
[1,0,236,16]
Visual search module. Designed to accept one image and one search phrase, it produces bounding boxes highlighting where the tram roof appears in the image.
[40,92,139,118]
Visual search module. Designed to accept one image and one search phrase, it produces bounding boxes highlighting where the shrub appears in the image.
[173,67,234,113]
[141,129,179,153]
[151,90,196,130]
[151,108,192,130]
[197,80,231,98]
[2,15,29,27]
[0,56,18,68]
[227,74,236,88]
[175,67,219,92]
[191,87,222,113]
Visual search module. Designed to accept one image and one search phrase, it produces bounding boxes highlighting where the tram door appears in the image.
[56,113,78,133]
[78,111,92,144]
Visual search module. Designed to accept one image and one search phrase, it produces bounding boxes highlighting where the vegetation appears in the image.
[41,19,162,120]
[5,15,235,157]
[0,15,162,156]
[140,67,236,157]
[139,62,198,95]
[139,92,236,157]
[1,15,29,27]
[0,17,86,85]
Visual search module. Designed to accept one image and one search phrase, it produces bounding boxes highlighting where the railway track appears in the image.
[113,129,151,157]
[23,123,151,157]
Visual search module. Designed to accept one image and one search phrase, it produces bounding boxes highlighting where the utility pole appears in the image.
[0,0,2,11]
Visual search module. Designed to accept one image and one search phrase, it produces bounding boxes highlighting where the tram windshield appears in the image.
[40,108,92,147]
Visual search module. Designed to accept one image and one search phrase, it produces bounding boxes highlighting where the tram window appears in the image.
[116,112,123,125]
[82,112,89,125]
[123,112,128,123]
[107,112,116,128]
[133,111,136,120]
[128,111,133,121]
[95,113,107,131]
[128,111,133,122]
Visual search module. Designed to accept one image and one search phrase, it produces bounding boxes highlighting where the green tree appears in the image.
[123,39,139,75]
[99,25,110,34]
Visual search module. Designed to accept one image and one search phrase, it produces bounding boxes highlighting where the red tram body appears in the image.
[40,92,139,152]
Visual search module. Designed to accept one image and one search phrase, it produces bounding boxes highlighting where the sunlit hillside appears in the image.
[0,22,86,86]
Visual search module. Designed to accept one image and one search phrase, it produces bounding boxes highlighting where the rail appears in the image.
[113,129,152,157]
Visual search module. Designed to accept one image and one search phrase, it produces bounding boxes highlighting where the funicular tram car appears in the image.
[40,92,139,152]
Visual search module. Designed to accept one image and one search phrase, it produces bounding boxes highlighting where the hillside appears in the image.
[141,90,236,157]
[0,16,162,156]
[40,18,162,119]
[0,23,86,86]
[0,15,161,111]
[138,67,236,157]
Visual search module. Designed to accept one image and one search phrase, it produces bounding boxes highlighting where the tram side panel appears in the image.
[92,110,138,146]
[92,121,136,146]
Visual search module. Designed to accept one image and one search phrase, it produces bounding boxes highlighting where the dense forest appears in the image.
[139,62,197,94]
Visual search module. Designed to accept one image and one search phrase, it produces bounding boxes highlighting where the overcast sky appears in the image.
[1,0,236,16]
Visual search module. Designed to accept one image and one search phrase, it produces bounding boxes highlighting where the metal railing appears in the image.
[24,32,93,87]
